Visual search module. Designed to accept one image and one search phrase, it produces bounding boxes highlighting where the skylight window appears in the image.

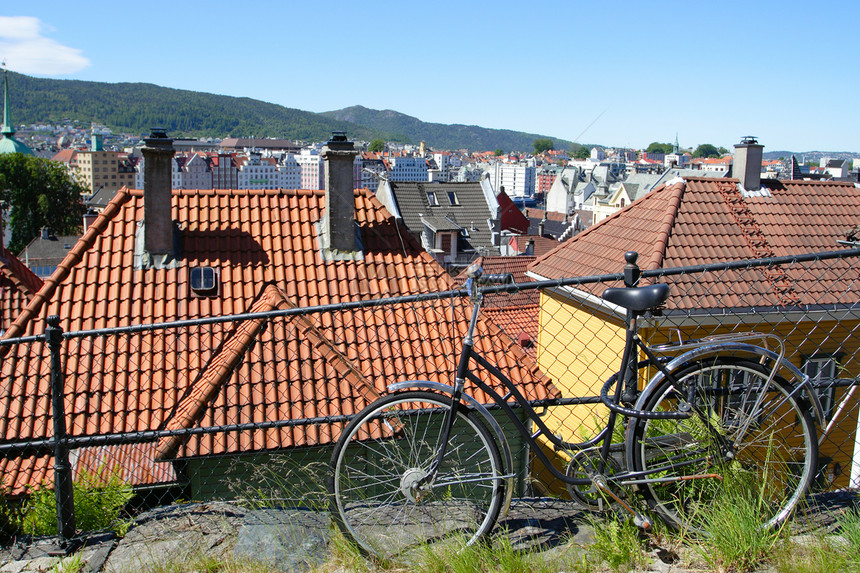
[448,192,460,206]
[190,266,219,297]
[427,192,438,206]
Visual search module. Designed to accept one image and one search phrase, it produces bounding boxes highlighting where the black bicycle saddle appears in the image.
[601,283,670,312]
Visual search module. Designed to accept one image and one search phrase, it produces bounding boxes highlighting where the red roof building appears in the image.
[0,137,556,495]
[0,243,43,333]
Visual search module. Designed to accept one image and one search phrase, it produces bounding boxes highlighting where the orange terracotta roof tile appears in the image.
[529,177,860,310]
[0,186,558,493]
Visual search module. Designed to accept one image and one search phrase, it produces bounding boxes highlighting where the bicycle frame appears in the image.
[398,270,826,501]
[405,277,672,493]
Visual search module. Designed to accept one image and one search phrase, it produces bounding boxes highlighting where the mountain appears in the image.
[7,72,385,143]
[321,105,574,152]
[8,72,570,152]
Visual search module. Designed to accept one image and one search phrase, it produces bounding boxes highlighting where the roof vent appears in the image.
[189,266,219,297]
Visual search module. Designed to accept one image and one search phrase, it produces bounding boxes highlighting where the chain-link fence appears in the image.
[0,248,858,550]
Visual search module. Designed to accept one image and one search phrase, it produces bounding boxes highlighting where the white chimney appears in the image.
[140,128,176,257]
[321,132,359,255]
[734,136,763,192]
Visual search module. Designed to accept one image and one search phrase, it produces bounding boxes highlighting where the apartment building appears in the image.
[75,133,136,194]
[493,161,536,199]
[388,155,428,182]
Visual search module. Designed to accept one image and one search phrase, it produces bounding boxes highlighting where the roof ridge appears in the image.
[156,283,288,460]
[1,187,133,344]
[644,180,686,272]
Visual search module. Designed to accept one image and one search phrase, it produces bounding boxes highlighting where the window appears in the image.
[440,233,452,254]
[190,267,219,297]
[427,192,438,206]
[447,192,460,206]
[803,355,840,420]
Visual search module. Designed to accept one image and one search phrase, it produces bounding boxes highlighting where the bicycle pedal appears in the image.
[633,513,652,530]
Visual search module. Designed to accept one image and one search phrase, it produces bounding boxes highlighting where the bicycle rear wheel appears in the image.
[628,358,817,532]
[328,391,505,558]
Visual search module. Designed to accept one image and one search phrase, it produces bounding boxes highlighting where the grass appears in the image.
[691,486,785,572]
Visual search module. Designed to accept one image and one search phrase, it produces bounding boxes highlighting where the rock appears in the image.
[102,502,246,572]
[233,509,330,573]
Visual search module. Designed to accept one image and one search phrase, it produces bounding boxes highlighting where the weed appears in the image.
[227,456,329,512]
[0,485,23,538]
[587,514,650,573]
[50,552,85,573]
[406,531,565,573]
[693,483,785,572]
[771,533,853,573]
[839,506,860,555]
[22,465,134,536]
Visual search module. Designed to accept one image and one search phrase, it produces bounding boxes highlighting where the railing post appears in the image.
[623,251,640,288]
[46,315,76,547]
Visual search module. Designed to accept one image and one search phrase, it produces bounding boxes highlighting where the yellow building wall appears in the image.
[641,319,860,490]
[532,290,626,496]
[533,288,860,494]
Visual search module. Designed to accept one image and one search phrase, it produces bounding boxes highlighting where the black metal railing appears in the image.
[0,247,858,548]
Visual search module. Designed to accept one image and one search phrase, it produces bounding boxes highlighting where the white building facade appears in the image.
[493,162,536,199]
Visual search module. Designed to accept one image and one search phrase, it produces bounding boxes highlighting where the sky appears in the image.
[1,1,858,153]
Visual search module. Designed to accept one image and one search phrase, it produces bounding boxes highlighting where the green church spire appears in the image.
[1,66,13,137]
[0,66,34,155]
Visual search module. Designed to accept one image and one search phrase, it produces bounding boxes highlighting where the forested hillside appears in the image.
[7,72,386,142]
[8,73,570,151]
[321,106,574,152]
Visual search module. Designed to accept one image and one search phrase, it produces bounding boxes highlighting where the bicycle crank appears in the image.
[592,475,652,530]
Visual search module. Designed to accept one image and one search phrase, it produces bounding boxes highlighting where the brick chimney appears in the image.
[321,132,359,255]
[733,136,763,192]
[141,128,176,257]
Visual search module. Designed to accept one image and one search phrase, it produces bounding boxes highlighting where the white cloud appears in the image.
[0,16,90,75]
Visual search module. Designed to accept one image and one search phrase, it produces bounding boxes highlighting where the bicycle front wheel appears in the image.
[328,391,505,558]
[628,358,817,532]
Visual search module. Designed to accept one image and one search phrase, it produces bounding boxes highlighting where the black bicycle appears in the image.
[328,252,821,558]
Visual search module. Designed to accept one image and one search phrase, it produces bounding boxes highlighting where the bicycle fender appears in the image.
[635,342,825,424]
[387,380,514,517]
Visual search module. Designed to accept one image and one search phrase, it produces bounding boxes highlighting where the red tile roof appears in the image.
[0,244,43,332]
[0,186,557,493]
[508,235,560,258]
[529,177,860,310]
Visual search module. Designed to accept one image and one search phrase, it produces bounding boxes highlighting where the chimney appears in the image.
[83,209,99,232]
[141,128,176,257]
[321,132,359,254]
[733,136,763,192]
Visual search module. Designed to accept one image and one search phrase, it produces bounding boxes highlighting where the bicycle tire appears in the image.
[628,357,817,532]
[328,391,505,558]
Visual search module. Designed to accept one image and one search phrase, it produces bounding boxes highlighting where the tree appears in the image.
[646,142,674,155]
[493,149,504,156]
[533,138,554,155]
[368,139,385,153]
[0,154,86,253]
[693,144,720,158]
[574,145,591,160]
